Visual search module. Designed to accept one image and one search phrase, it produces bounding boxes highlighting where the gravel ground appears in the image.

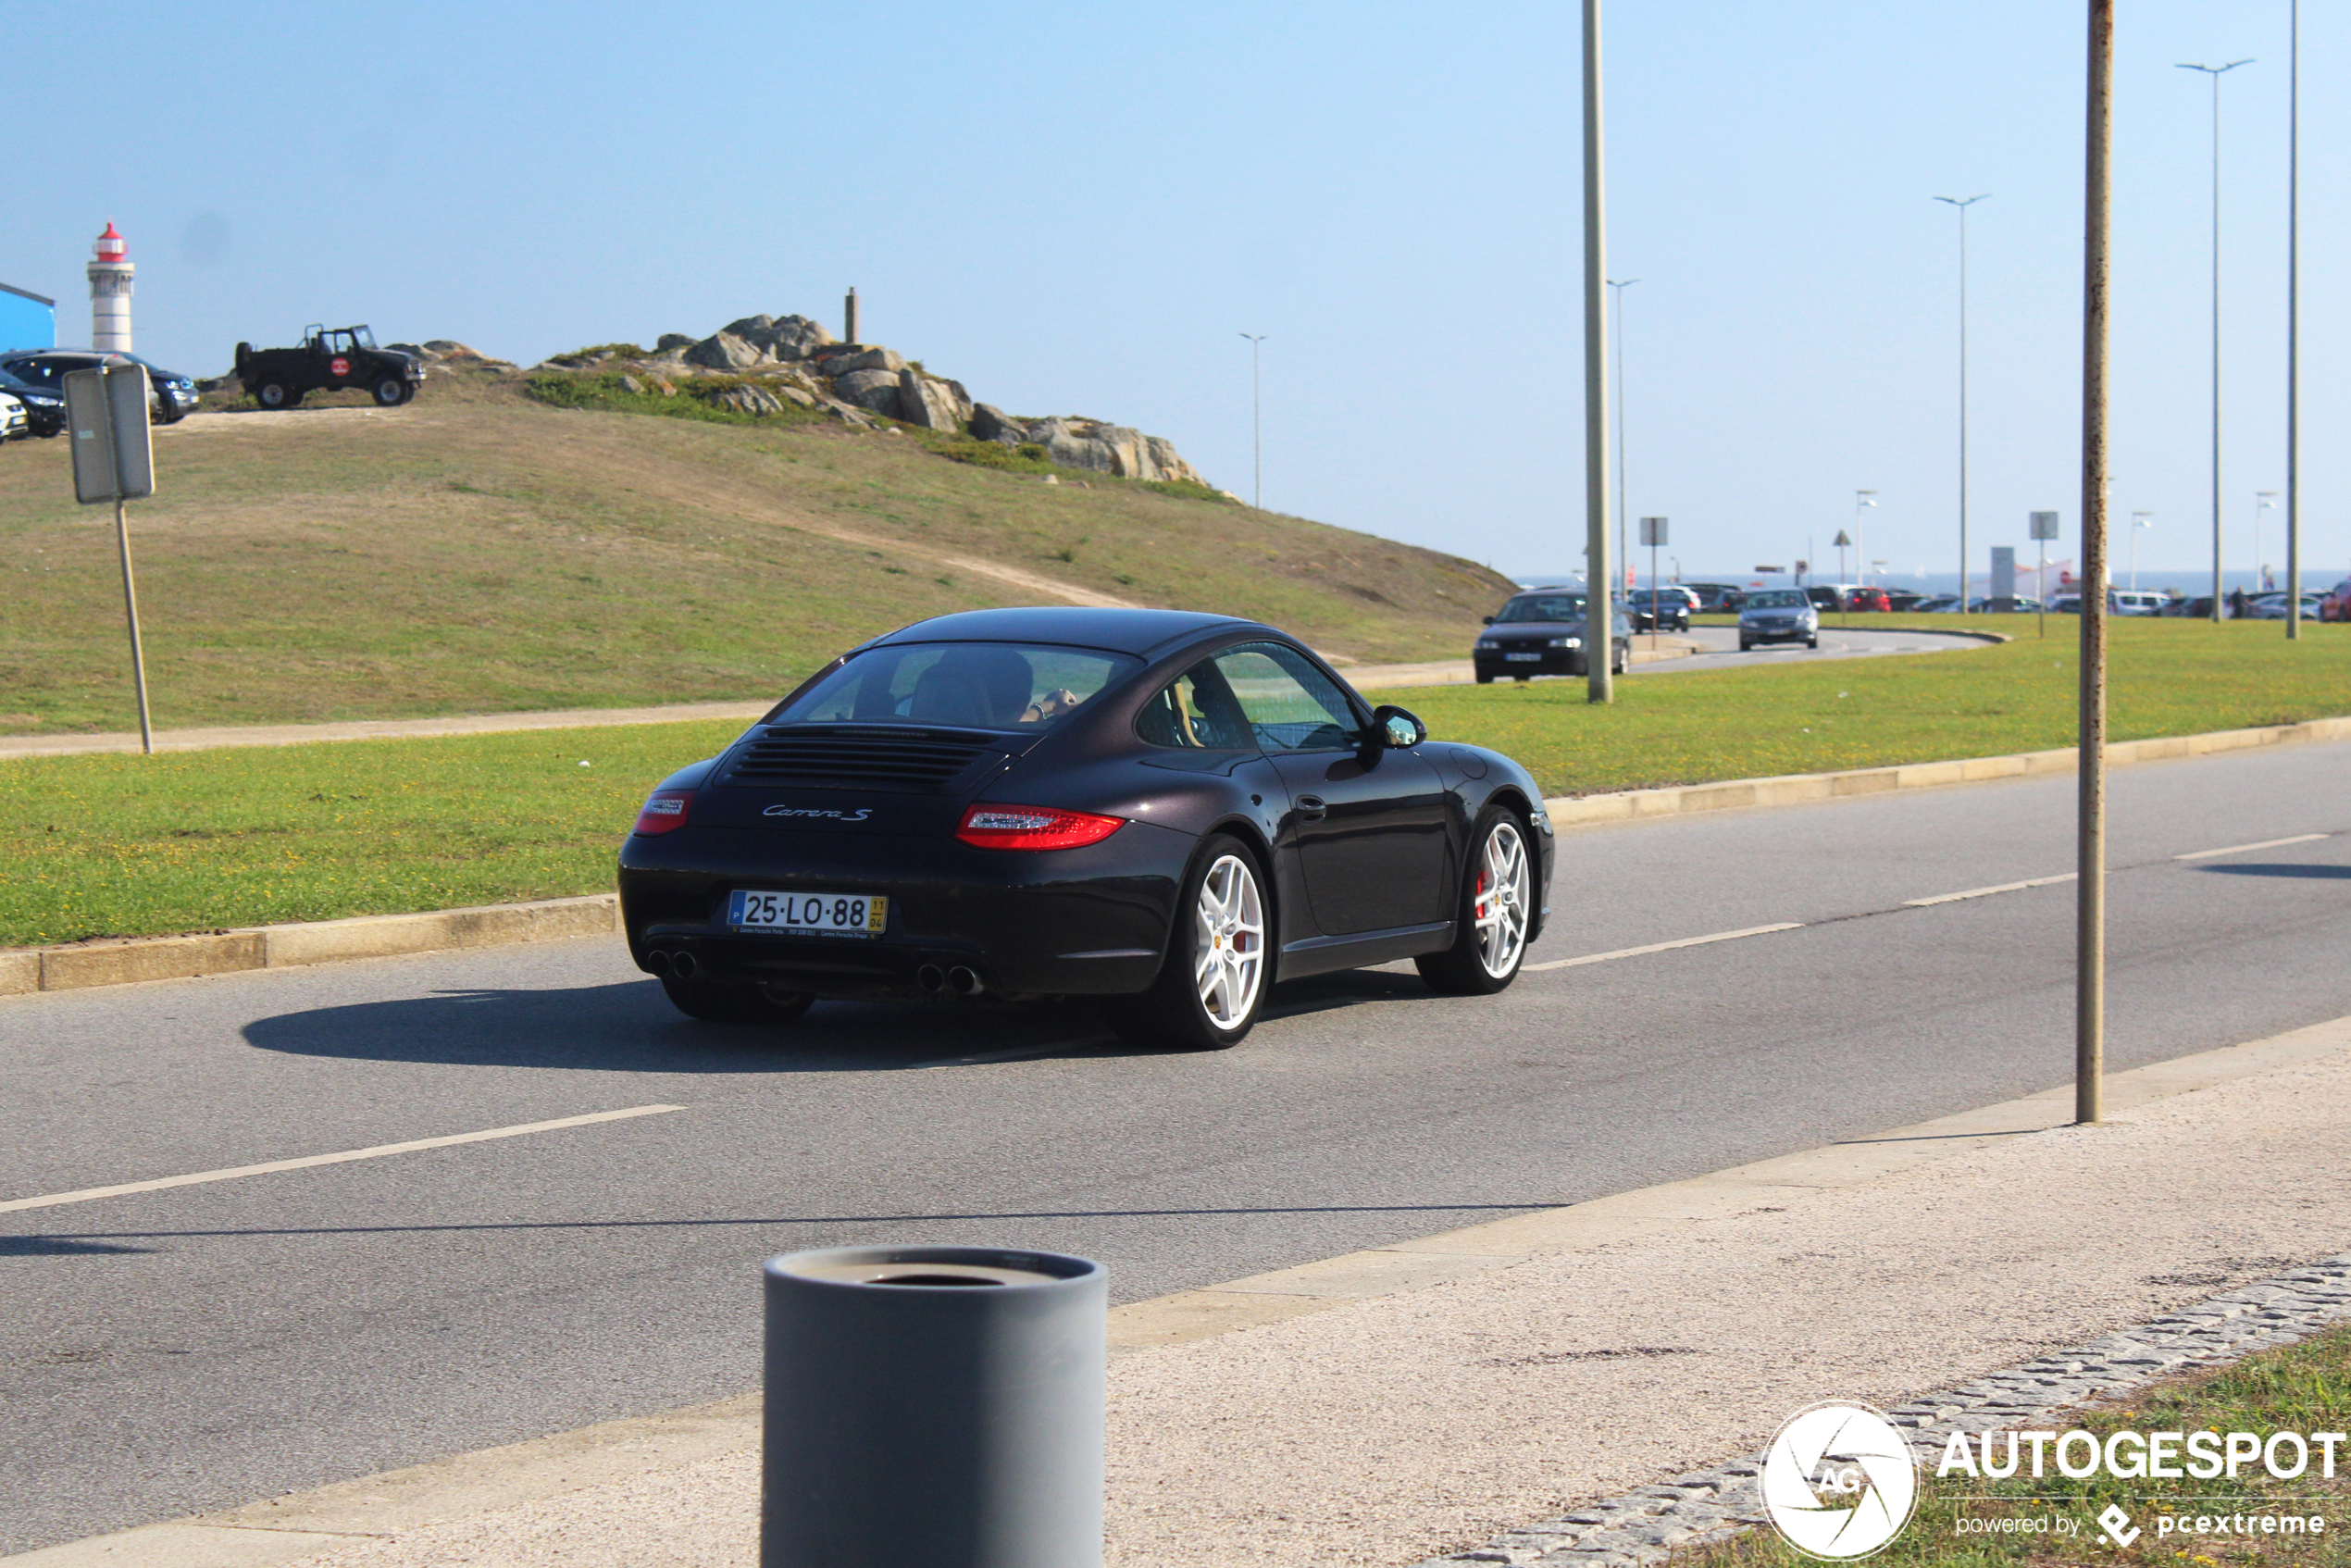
[238,1030,2351,1568]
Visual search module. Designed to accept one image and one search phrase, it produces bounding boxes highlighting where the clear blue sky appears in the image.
[6,2,2339,587]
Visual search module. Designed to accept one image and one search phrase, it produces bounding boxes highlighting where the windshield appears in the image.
[1745,590,1809,609]
[1495,593,1587,623]
[354,326,376,349]
[774,641,1138,731]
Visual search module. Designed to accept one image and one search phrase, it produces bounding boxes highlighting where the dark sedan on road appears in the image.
[0,348,198,424]
[1625,587,1695,632]
[0,368,64,437]
[619,607,1555,1050]
[1473,590,1632,683]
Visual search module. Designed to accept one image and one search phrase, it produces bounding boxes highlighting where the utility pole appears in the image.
[1609,279,1638,597]
[1238,334,1268,510]
[1582,0,1614,703]
[2078,0,2113,1126]
[1934,194,1989,614]
[2287,0,2304,638]
[2178,58,2253,622]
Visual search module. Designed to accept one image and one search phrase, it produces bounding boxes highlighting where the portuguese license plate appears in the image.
[728,890,888,938]
[1504,652,1544,662]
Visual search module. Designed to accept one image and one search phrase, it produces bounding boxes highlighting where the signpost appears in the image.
[62,361,156,753]
[1639,516,1667,650]
[2030,510,2060,638]
[1832,530,1853,623]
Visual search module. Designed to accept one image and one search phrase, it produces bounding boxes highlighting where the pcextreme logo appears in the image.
[1761,1402,1921,1561]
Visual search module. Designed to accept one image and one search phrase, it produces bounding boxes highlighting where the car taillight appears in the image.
[955,803,1125,851]
[633,790,692,835]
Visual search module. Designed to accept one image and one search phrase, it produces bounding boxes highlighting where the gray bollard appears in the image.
[762,1244,1107,1568]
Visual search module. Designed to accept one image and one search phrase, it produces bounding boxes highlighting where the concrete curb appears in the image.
[0,895,619,999]
[1541,712,2351,828]
[16,1012,2345,1568]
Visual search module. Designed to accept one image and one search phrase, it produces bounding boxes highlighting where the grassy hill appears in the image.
[0,367,1514,735]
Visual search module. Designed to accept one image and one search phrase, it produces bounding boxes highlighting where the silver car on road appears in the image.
[1738,588,1820,651]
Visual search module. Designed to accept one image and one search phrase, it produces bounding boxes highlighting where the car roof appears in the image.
[872,606,1264,656]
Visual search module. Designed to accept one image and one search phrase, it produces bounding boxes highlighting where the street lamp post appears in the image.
[1855,490,1878,593]
[1608,279,1639,598]
[2255,490,2278,592]
[1934,193,1990,612]
[2178,58,2254,623]
[1581,0,1615,703]
[1237,334,1268,510]
[2287,0,2304,638]
[2130,511,2154,591]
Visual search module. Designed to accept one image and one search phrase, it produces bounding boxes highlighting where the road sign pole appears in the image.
[2076,0,2113,1126]
[1582,0,1613,704]
[113,496,154,753]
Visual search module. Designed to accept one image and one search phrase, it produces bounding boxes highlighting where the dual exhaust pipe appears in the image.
[916,964,986,999]
[648,948,982,997]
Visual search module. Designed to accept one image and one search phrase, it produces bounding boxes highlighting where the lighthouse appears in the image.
[88,221,134,353]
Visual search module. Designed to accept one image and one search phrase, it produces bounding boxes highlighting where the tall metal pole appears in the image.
[1582,0,1614,703]
[1238,334,1267,510]
[2179,59,2252,621]
[114,497,154,754]
[1934,195,1989,614]
[2286,0,2303,638]
[2077,0,2113,1126]
[2256,491,2278,590]
[1609,279,1638,599]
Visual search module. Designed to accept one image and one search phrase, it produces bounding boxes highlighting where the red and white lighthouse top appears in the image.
[93,222,127,262]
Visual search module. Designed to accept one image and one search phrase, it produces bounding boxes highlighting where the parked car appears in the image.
[618,606,1556,1049]
[1911,594,1962,614]
[1842,586,1892,612]
[0,347,197,423]
[0,368,63,437]
[2109,590,2168,616]
[2321,579,2351,622]
[0,390,25,442]
[1625,587,1695,632]
[1738,588,1820,651]
[2248,592,2327,621]
[1684,582,1746,613]
[1475,590,1633,681]
[1804,585,1847,611]
[1884,590,1928,611]
[235,324,423,408]
[1968,595,2045,613]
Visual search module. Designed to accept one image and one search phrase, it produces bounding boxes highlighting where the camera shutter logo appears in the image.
[1760,1401,1920,1560]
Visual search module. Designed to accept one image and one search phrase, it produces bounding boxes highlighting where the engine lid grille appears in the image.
[719,725,1010,793]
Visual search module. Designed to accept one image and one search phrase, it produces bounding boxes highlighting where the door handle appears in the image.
[1295,794,1326,821]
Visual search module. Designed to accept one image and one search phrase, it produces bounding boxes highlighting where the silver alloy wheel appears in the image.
[1473,820,1532,978]
[1192,852,1265,1031]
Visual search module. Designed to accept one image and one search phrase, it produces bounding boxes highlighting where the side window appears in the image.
[1211,643,1360,753]
[1136,660,1255,751]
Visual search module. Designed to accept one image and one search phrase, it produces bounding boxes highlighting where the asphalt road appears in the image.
[4,740,2347,1552]
[1636,622,1991,674]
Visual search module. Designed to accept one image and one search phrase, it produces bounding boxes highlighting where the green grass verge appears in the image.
[0,722,745,949]
[3,616,2343,948]
[1365,616,2349,797]
[1695,1322,2351,1567]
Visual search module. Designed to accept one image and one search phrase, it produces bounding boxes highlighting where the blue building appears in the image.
[1,281,57,351]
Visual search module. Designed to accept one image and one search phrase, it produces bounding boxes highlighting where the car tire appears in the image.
[659,975,815,1025]
[255,380,300,410]
[373,375,408,407]
[1104,834,1268,1051]
[1738,636,1754,651]
[1475,672,1494,684]
[1805,635,1820,649]
[1416,805,1535,996]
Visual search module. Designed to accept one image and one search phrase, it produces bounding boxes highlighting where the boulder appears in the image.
[765,315,833,360]
[969,404,1028,446]
[655,333,696,352]
[774,384,816,408]
[831,367,903,413]
[722,314,777,342]
[618,375,643,394]
[895,369,970,432]
[705,383,784,416]
[1145,436,1205,486]
[820,345,906,378]
[685,331,767,370]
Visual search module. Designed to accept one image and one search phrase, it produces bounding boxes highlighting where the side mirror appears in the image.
[1372,704,1427,750]
[1481,615,1495,626]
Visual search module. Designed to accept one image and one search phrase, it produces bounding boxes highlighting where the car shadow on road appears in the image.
[240,966,1447,1075]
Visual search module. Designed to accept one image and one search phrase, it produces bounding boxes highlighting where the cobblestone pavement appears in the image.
[1419,1251,2351,1566]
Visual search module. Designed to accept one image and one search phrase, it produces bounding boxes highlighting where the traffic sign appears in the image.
[1639,516,1669,547]
[2030,510,2060,540]
[63,362,155,504]
[1832,530,1852,548]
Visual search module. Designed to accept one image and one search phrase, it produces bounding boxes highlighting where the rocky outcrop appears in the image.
[528,309,1213,490]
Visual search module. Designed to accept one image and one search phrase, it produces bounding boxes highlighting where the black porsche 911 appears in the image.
[618,607,1554,1050]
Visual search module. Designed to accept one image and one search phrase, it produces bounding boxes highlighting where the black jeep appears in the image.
[234,325,423,409]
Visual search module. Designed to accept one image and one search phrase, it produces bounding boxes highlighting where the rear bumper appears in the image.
[617,819,1194,999]
[1474,651,1578,677]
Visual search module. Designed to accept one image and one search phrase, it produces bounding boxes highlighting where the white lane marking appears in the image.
[1524,922,1805,973]
[0,1105,685,1215]
[1903,873,2076,907]
[2174,832,2329,862]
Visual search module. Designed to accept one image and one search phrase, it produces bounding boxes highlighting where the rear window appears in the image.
[775,641,1137,731]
